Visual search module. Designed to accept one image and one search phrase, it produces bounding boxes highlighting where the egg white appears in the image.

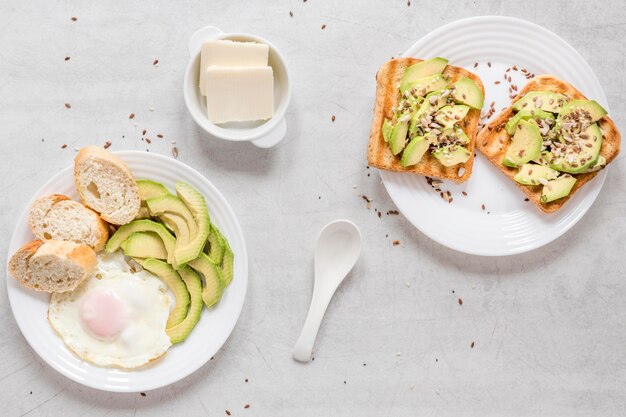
[48,252,172,369]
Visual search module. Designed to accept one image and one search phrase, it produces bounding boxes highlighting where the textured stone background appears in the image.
[0,1,624,416]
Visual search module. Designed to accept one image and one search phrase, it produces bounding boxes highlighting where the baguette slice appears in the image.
[74,146,140,225]
[368,58,484,183]
[29,194,109,251]
[476,75,621,213]
[8,240,96,293]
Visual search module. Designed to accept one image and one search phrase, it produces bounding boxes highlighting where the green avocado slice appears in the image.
[502,120,543,167]
[175,182,211,265]
[188,253,224,308]
[541,175,576,203]
[382,118,393,142]
[389,120,409,155]
[142,258,190,329]
[166,266,203,344]
[513,163,559,186]
[505,109,553,136]
[401,73,448,96]
[434,105,470,128]
[399,57,448,93]
[513,92,568,114]
[549,123,603,174]
[432,145,471,167]
[120,231,168,260]
[400,136,429,167]
[450,77,483,109]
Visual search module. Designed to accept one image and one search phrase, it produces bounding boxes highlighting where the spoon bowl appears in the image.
[292,220,362,363]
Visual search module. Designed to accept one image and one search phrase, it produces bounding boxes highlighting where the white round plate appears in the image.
[6,151,248,392]
[380,16,610,256]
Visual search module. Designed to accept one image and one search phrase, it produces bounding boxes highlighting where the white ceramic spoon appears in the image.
[292,219,362,363]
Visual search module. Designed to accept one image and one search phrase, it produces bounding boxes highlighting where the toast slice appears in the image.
[368,58,484,183]
[29,194,109,251]
[9,240,96,293]
[476,74,621,213]
[74,146,141,225]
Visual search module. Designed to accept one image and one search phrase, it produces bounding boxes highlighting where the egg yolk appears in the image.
[79,288,129,340]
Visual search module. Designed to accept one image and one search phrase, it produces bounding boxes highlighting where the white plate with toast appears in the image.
[379,16,612,256]
[5,151,248,392]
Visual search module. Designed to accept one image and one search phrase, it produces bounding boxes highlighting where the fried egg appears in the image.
[48,251,172,368]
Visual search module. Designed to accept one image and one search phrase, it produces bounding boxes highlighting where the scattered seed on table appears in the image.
[289,11,293,17]
[471,341,475,348]
[61,144,67,149]
[321,24,326,29]
[458,298,463,305]
[331,115,336,122]
[64,56,70,61]
[157,134,163,138]
[129,113,135,119]
[64,103,71,108]
[71,16,77,21]
[104,141,112,149]
[172,147,178,158]
[487,62,491,67]
[153,59,159,66]
[392,240,400,246]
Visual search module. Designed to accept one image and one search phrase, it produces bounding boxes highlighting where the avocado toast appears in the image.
[476,75,621,213]
[368,57,485,183]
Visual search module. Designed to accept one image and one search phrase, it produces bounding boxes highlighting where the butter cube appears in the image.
[199,40,269,96]
[205,66,274,124]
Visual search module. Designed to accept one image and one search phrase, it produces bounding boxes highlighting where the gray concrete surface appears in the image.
[1,1,625,416]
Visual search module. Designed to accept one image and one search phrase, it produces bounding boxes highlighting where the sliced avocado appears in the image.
[581,155,606,173]
[401,73,448,96]
[513,163,559,186]
[408,90,449,134]
[434,105,470,128]
[120,231,168,260]
[204,225,226,264]
[382,118,393,142]
[450,77,483,109]
[550,123,603,174]
[142,258,190,329]
[533,151,554,166]
[137,179,172,200]
[159,212,191,247]
[175,182,211,265]
[505,108,553,135]
[428,127,470,146]
[400,136,429,167]
[541,175,576,203]
[557,100,607,124]
[512,91,568,114]
[166,266,203,344]
[399,57,448,93]
[221,239,234,287]
[188,253,224,308]
[502,119,543,167]
[105,219,177,266]
[146,195,199,241]
[389,120,409,155]
[432,145,471,167]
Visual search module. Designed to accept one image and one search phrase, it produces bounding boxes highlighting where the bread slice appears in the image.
[28,194,109,251]
[476,74,621,213]
[74,146,140,225]
[8,240,96,293]
[368,58,484,183]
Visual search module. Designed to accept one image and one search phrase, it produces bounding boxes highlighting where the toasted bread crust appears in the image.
[368,58,484,183]
[476,74,621,213]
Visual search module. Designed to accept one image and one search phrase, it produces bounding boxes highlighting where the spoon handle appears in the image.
[292,286,334,362]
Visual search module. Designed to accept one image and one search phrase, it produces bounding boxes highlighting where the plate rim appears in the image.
[379,15,609,256]
[5,150,249,392]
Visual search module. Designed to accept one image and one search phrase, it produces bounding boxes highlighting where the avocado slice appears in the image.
[135,206,152,219]
[188,253,224,308]
[400,136,429,167]
[221,239,234,287]
[450,77,483,109]
[502,119,543,167]
[389,120,409,155]
[382,118,393,142]
[513,92,568,114]
[434,105,470,128]
[204,225,226,264]
[533,151,554,167]
[142,258,190,329]
[401,73,448,96]
[137,179,172,200]
[175,182,211,265]
[120,231,168,260]
[428,127,470,147]
[105,219,177,266]
[550,123,603,174]
[166,266,203,344]
[541,175,577,203]
[432,145,471,167]
[513,163,559,186]
[505,108,553,136]
[399,57,448,93]
[557,100,607,124]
